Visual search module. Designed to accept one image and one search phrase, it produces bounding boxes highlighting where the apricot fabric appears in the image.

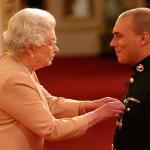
[0,54,88,150]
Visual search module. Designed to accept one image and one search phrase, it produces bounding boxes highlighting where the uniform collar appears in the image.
[131,55,150,73]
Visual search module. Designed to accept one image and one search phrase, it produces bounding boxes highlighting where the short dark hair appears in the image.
[119,7,150,34]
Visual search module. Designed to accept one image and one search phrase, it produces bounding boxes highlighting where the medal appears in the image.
[116,118,123,129]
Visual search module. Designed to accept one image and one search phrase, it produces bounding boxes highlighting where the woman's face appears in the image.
[32,29,59,70]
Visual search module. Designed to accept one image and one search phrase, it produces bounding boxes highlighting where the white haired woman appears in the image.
[0,8,125,150]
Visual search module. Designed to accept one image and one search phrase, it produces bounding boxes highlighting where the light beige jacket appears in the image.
[0,54,89,150]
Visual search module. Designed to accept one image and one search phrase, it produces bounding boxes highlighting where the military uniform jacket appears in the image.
[113,56,150,150]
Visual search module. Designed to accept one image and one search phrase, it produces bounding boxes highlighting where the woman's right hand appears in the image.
[87,100,125,128]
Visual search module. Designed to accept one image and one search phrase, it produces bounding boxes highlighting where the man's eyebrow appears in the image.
[112,31,122,36]
[112,31,117,34]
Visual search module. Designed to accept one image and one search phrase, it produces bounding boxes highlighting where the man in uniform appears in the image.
[110,7,150,150]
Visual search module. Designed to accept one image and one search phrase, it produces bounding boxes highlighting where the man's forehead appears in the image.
[117,16,133,26]
[113,17,133,32]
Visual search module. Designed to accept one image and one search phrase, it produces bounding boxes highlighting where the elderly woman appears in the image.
[0,8,125,150]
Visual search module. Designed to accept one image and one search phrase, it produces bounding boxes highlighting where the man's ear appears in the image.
[139,32,150,46]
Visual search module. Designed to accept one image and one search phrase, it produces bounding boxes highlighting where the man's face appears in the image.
[110,16,141,64]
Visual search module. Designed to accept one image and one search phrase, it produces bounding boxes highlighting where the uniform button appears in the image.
[112,144,116,150]
[130,77,134,83]
[127,107,130,111]
[136,64,144,72]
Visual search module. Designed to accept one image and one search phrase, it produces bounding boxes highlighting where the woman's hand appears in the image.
[87,99,125,128]
[84,97,120,112]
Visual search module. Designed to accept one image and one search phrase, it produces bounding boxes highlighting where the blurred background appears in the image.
[0,0,149,150]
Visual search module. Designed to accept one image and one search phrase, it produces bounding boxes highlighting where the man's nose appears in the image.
[110,37,117,48]
[110,39,114,48]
